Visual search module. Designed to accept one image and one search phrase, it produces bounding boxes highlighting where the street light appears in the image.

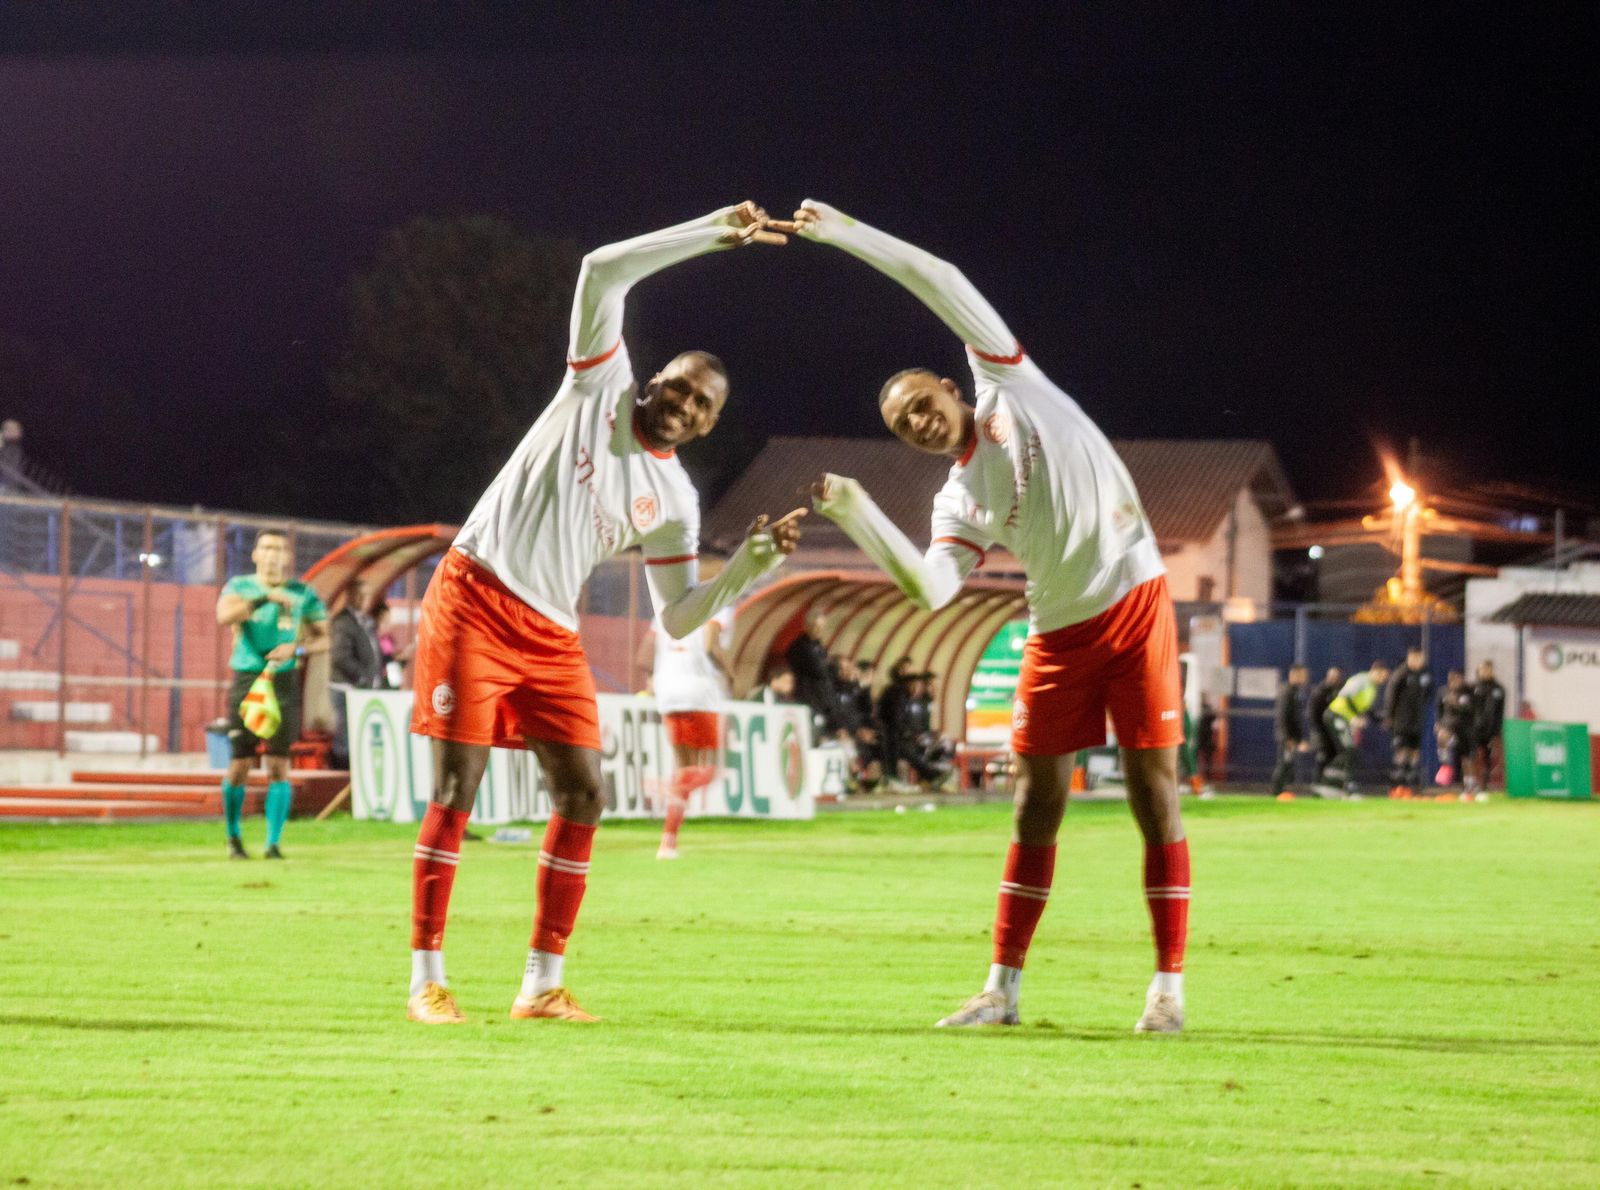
[1389,480,1416,511]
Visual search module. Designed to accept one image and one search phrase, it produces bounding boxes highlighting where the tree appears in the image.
[327,215,581,523]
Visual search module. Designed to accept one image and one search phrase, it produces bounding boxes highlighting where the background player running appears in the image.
[794,199,1191,1034]
[651,604,734,859]
[405,202,803,1025]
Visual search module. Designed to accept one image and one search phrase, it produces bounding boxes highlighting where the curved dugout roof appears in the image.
[729,571,1026,741]
[302,530,1027,744]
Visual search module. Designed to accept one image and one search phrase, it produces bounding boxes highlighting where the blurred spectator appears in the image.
[329,578,385,769]
[1308,666,1345,784]
[1383,647,1432,795]
[1434,669,1473,787]
[1270,664,1310,797]
[1322,659,1392,794]
[756,667,798,705]
[373,600,412,688]
[876,659,914,784]
[786,611,842,733]
[898,671,955,787]
[0,419,23,487]
[1195,696,1219,792]
[1469,660,1506,790]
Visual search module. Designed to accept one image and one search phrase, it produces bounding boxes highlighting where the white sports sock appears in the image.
[519,949,564,999]
[1151,971,1184,999]
[984,963,1022,1007]
[410,949,445,997]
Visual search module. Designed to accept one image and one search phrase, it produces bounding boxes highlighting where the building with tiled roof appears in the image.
[704,436,1298,609]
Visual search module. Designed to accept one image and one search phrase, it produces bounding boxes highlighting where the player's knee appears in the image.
[551,773,604,824]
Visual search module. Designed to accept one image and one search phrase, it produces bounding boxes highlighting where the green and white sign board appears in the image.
[1504,719,1594,800]
[349,690,819,824]
[966,619,1029,745]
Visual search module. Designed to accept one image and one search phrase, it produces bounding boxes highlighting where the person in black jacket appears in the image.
[1308,667,1344,783]
[1270,665,1310,797]
[1434,670,1474,787]
[1469,660,1506,791]
[329,578,386,769]
[1383,647,1433,794]
[876,658,915,784]
[784,612,840,736]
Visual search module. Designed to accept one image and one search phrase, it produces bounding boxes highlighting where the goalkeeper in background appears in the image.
[215,527,329,859]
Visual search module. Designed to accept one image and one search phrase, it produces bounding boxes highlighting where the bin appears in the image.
[205,720,232,769]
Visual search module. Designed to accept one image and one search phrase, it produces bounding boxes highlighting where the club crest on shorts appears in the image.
[632,494,658,530]
[431,682,456,716]
[983,411,1011,445]
[1012,698,1030,732]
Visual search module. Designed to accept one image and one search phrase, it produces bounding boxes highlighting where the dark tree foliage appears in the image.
[327,216,580,523]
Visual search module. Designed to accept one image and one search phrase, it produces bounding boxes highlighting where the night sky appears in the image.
[2,5,1594,521]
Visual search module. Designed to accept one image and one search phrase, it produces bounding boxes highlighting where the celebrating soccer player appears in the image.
[794,200,1190,1033]
[405,202,804,1025]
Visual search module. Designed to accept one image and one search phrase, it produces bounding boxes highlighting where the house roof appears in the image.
[702,435,1297,553]
[1487,592,1600,629]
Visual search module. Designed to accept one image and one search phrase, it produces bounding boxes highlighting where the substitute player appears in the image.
[215,528,330,860]
[794,200,1190,1034]
[652,604,734,859]
[406,202,804,1025]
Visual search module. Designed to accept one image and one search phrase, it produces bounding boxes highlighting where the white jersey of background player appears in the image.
[650,604,733,859]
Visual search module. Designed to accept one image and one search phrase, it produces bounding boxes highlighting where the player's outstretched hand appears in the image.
[720,201,790,248]
[798,476,832,503]
[749,508,806,555]
[790,200,839,241]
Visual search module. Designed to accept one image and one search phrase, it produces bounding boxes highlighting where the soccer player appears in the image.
[793,200,1191,1034]
[215,528,330,860]
[1320,659,1392,795]
[651,604,733,859]
[405,202,804,1025]
[1383,647,1432,797]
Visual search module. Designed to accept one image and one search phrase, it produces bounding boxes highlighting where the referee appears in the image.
[214,527,329,859]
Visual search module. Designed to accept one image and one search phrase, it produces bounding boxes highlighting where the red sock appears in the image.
[661,799,686,845]
[993,842,1056,968]
[411,803,470,950]
[531,815,597,954]
[1144,839,1191,972]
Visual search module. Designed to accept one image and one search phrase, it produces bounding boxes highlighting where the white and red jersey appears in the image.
[454,207,782,636]
[803,200,1162,634]
[926,352,1162,633]
[455,344,700,633]
[653,605,732,714]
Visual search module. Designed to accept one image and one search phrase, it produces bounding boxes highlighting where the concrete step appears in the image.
[0,640,19,662]
[65,730,160,753]
[0,783,265,810]
[0,670,61,691]
[11,700,114,723]
[0,796,215,820]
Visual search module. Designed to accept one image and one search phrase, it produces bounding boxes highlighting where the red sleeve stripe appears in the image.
[934,536,987,561]
[645,554,698,567]
[968,341,1025,366]
[568,338,623,372]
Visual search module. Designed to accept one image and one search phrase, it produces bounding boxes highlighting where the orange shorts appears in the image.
[1011,576,1184,756]
[409,550,601,751]
[664,711,720,751]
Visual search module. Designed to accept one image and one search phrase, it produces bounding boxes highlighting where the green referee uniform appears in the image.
[222,574,328,761]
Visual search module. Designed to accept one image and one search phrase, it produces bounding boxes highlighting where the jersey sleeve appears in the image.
[567,206,748,373]
[796,199,1019,363]
[812,473,978,611]
[645,529,787,641]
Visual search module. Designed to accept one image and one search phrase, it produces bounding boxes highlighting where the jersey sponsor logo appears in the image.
[632,494,658,531]
[982,411,1011,445]
[1160,708,1179,721]
[431,682,456,717]
[1012,698,1030,733]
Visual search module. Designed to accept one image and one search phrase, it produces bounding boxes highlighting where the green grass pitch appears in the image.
[2,796,1597,1187]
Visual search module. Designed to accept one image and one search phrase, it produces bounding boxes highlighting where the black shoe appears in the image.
[263,844,285,860]
[227,837,250,860]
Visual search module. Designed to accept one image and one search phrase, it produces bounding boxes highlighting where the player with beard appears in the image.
[405,203,805,1025]
[794,200,1190,1034]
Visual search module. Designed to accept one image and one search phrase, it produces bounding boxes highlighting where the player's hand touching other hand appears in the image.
[720,201,789,248]
[748,508,806,556]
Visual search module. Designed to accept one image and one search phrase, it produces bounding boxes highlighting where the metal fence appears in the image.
[0,492,663,755]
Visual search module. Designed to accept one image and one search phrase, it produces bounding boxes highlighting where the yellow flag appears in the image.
[240,671,282,739]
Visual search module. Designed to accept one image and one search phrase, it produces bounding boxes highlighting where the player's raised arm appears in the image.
[806,474,980,611]
[645,509,806,640]
[791,200,1018,362]
[568,201,786,366]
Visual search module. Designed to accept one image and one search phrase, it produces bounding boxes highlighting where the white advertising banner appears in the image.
[348,690,819,824]
[1525,628,1600,732]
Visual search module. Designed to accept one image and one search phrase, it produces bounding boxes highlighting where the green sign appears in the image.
[967,619,1029,743]
[1504,720,1594,800]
